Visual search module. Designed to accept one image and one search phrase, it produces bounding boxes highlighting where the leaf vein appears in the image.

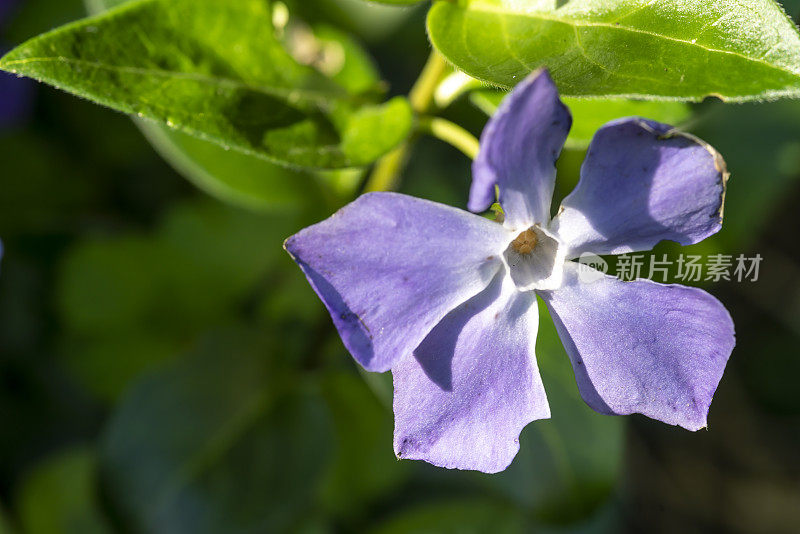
[0,56,343,105]
[463,4,800,78]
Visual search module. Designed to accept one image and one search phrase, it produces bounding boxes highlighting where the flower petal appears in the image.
[392,274,549,473]
[470,70,571,230]
[539,263,734,431]
[550,118,728,258]
[285,192,510,372]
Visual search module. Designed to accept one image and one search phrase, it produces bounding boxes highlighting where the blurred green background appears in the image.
[1,1,799,533]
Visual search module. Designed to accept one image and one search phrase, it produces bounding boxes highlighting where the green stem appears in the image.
[364,51,449,193]
[408,50,449,114]
[362,144,411,193]
[419,116,480,160]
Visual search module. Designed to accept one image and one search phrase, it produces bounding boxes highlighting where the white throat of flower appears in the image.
[502,224,565,291]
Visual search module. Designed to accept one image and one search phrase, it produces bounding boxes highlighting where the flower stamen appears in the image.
[511,228,538,255]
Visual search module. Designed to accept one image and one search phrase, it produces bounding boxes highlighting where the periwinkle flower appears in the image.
[285,70,735,473]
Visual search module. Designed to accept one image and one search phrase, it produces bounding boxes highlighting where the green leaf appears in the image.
[279,22,384,96]
[101,331,333,534]
[694,100,800,250]
[58,201,295,336]
[57,200,300,401]
[317,24,382,95]
[471,90,692,149]
[85,0,376,211]
[1,0,412,169]
[369,500,526,534]
[15,449,112,534]
[92,0,384,97]
[282,0,416,42]
[427,0,800,101]
[360,0,424,5]
[136,121,320,212]
[58,237,163,336]
[0,509,13,534]
[341,97,415,159]
[319,373,408,519]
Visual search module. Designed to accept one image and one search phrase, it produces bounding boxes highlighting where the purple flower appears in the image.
[285,70,735,473]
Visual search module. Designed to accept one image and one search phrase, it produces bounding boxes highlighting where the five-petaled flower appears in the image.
[285,70,735,474]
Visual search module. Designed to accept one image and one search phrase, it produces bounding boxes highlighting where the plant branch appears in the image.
[408,50,449,114]
[364,51,449,192]
[418,116,480,160]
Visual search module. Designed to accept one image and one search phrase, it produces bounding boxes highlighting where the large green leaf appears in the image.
[15,449,112,534]
[0,0,412,169]
[100,331,333,534]
[471,90,692,149]
[137,121,322,213]
[428,0,800,101]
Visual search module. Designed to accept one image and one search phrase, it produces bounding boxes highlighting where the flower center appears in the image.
[503,225,565,291]
[510,228,538,255]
